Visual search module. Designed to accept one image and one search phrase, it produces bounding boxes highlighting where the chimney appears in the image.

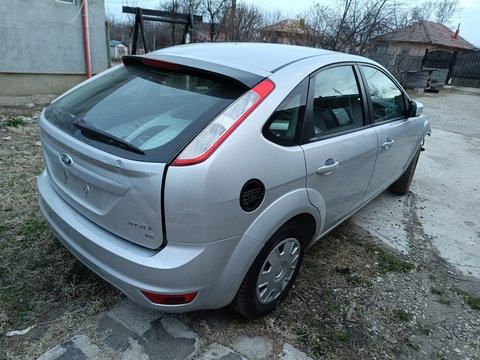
[453,23,460,39]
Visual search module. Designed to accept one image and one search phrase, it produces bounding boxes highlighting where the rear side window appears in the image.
[263,78,308,146]
[45,64,245,162]
[310,66,364,139]
[361,66,406,123]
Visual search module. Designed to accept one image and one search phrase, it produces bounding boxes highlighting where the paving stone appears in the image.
[97,313,142,353]
[196,343,246,360]
[107,299,164,336]
[37,335,100,360]
[141,317,197,360]
[160,315,199,343]
[278,343,313,360]
[119,337,150,360]
[231,335,274,360]
[98,299,200,359]
[183,308,237,331]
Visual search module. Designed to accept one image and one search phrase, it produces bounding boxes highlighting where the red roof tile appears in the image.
[258,19,312,36]
[376,21,475,50]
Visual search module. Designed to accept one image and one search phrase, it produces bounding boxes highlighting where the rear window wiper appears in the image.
[73,118,145,155]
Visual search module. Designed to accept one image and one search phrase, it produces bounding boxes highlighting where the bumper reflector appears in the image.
[141,291,198,305]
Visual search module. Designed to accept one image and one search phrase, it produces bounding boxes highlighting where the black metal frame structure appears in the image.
[123,6,202,55]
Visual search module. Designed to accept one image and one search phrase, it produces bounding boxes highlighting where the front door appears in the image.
[301,65,378,231]
[359,65,418,201]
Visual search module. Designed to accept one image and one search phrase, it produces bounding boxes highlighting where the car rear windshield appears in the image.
[44,63,246,162]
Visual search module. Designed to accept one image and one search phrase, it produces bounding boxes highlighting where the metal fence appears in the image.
[366,49,480,89]
[421,49,454,69]
[449,50,480,88]
[366,53,424,85]
[422,49,480,88]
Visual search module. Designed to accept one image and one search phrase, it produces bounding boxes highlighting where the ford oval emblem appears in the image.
[59,153,73,167]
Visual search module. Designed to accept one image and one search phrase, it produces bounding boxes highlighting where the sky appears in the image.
[104,0,480,47]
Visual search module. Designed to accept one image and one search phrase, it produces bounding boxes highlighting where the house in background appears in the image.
[258,19,321,47]
[369,20,476,85]
[0,0,109,96]
[373,20,475,56]
[194,22,228,43]
[110,40,129,60]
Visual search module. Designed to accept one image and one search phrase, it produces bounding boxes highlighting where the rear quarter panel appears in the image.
[163,55,387,246]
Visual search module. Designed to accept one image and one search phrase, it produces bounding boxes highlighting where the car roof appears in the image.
[138,43,373,88]
[149,43,342,73]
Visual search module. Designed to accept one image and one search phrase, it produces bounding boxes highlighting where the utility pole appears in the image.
[231,0,237,41]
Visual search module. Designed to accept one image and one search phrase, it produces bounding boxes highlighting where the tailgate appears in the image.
[40,120,165,249]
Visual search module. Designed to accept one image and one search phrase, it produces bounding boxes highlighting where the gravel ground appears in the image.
[357,192,480,359]
[348,88,480,359]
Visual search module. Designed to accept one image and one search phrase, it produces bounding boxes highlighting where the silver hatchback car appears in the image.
[38,43,430,318]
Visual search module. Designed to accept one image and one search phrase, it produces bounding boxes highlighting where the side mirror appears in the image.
[407,100,423,117]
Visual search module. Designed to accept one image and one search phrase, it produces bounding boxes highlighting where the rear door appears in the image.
[301,65,378,230]
[359,65,418,201]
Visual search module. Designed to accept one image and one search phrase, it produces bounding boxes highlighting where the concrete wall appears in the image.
[383,42,428,56]
[0,73,87,96]
[0,0,108,95]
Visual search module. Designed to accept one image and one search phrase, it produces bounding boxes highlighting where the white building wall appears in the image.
[0,0,108,75]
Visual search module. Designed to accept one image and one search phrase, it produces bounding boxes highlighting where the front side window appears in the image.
[45,64,245,162]
[361,66,406,123]
[310,66,365,139]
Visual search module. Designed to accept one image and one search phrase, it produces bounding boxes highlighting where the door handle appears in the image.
[381,138,395,150]
[317,160,339,175]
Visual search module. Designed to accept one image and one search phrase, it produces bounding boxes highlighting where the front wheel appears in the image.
[389,146,421,195]
[232,220,305,318]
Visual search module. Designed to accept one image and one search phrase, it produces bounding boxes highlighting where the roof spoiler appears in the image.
[123,54,265,89]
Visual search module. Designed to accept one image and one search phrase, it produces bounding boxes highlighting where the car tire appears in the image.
[232,219,305,318]
[389,146,421,195]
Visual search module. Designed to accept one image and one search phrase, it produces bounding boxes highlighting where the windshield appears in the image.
[45,63,245,162]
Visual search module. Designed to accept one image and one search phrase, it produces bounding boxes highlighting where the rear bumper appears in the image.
[38,170,263,312]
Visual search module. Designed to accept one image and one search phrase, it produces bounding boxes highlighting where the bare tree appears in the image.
[156,0,204,47]
[177,0,203,14]
[302,0,462,54]
[292,7,327,48]
[221,3,264,42]
[107,4,137,47]
[433,0,461,24]
[158,0,181,46]
[314,0,390,54]
[387,0,461,27]
[262,10,285,27]
[201,0,229,41]
[409,3,435,24]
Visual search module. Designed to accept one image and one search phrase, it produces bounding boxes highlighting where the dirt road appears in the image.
[353,88,480,278]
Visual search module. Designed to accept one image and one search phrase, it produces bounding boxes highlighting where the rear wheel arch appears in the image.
[232,217,307,317]
[231,213,316,318]
[242,189,320,245]
[290,213,316,245]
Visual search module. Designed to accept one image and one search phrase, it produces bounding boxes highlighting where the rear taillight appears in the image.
[141,291,198,305]
[171,79,275,166]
